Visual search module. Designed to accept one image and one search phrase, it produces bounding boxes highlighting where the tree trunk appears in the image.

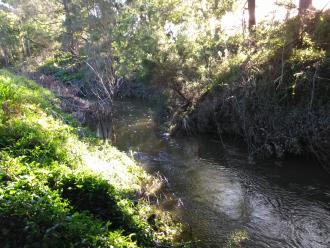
[248,0,256,32]
[62,0,78,57]
[3,48,9,66]
[299,0,312,16]
[298,0,312,46]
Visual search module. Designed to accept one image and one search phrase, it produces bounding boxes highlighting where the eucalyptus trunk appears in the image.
[299,0,312,16]
[248,0,256,32]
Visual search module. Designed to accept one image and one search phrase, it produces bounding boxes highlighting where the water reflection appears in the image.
[93,100,330,248]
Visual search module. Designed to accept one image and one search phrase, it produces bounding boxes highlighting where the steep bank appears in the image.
[26,71,113,132]
[0,70,182,247]
[101,98,330,248]
[170,13,330,171]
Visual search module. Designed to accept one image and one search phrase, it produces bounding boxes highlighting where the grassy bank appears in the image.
[0,69,182,247]
[170,12,330,171]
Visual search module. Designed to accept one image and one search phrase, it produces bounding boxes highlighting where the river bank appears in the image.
[0,70,183,247]
[106,98,330,248]
[167,12,330,172]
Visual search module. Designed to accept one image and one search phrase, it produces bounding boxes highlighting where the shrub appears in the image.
[0,70,181,247]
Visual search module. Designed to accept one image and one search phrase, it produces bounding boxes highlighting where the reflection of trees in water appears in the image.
[112,113,164,152]
[86,100,113,141]
[181,138,199,159]
[101,100,330,248]
[190,168,249,221]
[96,119,113,140]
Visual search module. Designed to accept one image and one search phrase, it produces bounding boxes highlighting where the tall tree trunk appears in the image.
[213,0,220,39]
[1,47,10,66]
[62,0,78,57]
[298,0,312,47]
[299,0,312,16]
[248,0,256,32]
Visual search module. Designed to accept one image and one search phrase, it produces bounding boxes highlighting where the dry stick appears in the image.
[213,102,226,149]
[232,96,249,146]
[84,60,112,101]
[321,1,330,12]
[309,63,319,112]
[316,76,330,81]
[242,1,248,38]
[90,87,103,101]
[277,43,286,90]
[84,60,114,142]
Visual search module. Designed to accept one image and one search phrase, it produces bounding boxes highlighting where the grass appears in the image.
[0,69,182,247]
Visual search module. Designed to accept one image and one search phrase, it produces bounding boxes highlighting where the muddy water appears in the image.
[91,99,330,248]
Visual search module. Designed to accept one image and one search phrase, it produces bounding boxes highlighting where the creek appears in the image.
[90,99,330,248]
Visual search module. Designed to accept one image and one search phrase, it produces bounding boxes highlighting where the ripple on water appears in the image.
[109,100,330,248]
[290,205,330,248]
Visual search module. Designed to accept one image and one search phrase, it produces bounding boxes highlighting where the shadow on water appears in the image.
[88,99,330,248]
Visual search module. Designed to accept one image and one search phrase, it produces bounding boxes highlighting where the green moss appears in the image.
[0,69,182,247]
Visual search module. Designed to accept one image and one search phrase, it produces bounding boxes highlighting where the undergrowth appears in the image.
[171,12,330,171]
[0,69,183,247]
[39,53,83,85]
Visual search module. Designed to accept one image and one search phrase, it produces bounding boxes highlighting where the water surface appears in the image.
[92,99,330,248]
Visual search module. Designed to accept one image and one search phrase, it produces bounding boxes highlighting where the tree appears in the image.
[62,0,77,57]
[248,0,256,32]
[299,0,312,16]
[0,11,20,66]
[0,0,63,65]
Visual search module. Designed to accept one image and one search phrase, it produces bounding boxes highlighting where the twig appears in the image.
[84,60,112,101]
[277,43,286,89]
[309,63,319,112]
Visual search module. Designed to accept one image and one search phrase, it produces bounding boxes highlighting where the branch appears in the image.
[84,60,112,101]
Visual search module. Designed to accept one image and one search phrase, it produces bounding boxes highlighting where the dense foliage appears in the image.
[0,0,329,180]
[170,11,330,171]
[0,0,329,246]
[0,70,182,247]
